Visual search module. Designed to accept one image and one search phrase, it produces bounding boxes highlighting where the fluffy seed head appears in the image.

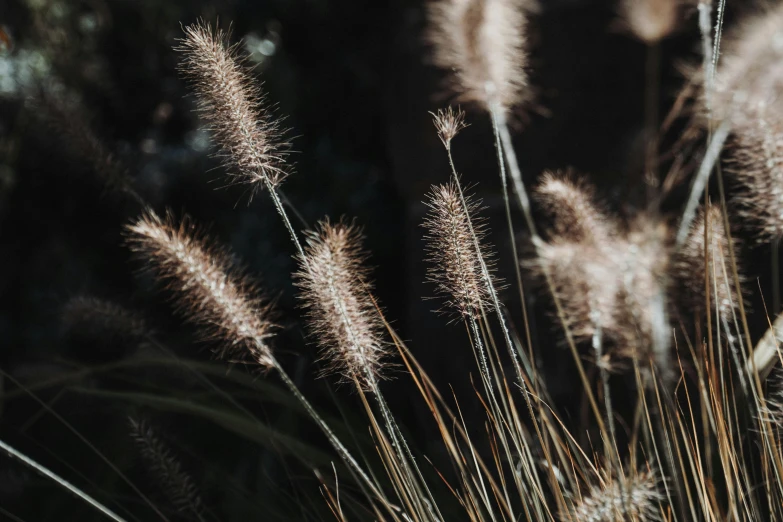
[713,6,783,129]
[565,469,664,522]
[431,106,468,149]
[176,21,289,192]
[533,174,672,371]
[295,220,389,391]
[125,210,276,368]
[422,181,498,319]
[61,296,148,345]
[713,6,783,241]
[726,120,783,240]
[427,0,530,110]
[618,0,680,44]
[31,86,142,204]
[674,204,742,322]
[129,418,203,517]
[534,172,614,245]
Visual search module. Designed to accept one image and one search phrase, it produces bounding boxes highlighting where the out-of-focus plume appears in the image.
[533,172,672,371]
[61,296,148,347]
[618,0,681,44]
[711,6,783,240]
[534,172,613,245]
[129,418,203,518]
[125,210,276,369]
[295,220,388,390]
[674,204,742,323]
[431,106,468,149]
[564,469,664,522]
[712,6,783,129]
[422,180,498,319]
[176,21,289,193]
[427,0,531,110]
[29,85,142,205]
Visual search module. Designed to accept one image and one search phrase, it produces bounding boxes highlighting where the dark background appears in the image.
[0,0,770,520]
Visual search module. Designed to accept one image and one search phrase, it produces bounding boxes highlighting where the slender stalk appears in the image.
[265,180,305,259]
[773,238,780,315]
[644,42,661,196]
[0,369,169,521]
[675,120,731,247]
[0,438,127,522]
[443,143,552,512]
[489,103,608,439]
[271,361,396,515]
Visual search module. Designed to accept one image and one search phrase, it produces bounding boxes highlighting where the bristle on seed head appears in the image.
[176,20,289,194]
[422,180,499,319]
[126,209,276,369]
[295,220,389,391]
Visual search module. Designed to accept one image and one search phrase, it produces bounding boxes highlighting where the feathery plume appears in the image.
[61,296,148,345]
[532,173,672,370]
[295,220,388,390]
[427,0,530,110]
[431,106,468,149]
[564,469,664,522]
[674,204,742,321]
[712,5,783,129]
[534,172,614,245]
[30,85,142,204]
[727,123,783,240]
[710,6,783,240]
[618,0,681,44]
[422,180,498,319]
[129,418,203,517]
[125,210,276,368]
[176,21,288,192]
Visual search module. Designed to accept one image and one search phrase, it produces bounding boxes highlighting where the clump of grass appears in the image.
[20,4,783,522]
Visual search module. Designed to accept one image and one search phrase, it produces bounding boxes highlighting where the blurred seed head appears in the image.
[534,172,615,245]
[533,173,672,372]
[712,5,783,129]
[176,21,289,194]
[427,0,531,110]
[673,204,742,323]
[295,220,389,391]
[125,210,276,369]
[708,6,783,243]
[61,296,148,347]
[422,180,499,319]
[129,418,203,517]
[29,85,142,205]
[618,0,681,44]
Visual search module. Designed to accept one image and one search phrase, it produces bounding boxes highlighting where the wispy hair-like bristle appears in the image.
[125,210,276,368]
[427,0,531,110]
[430,106,468,149]
[295,220,388,390]
[129,418,203,517]
[176,21,289,192]
[422,180,498,319]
